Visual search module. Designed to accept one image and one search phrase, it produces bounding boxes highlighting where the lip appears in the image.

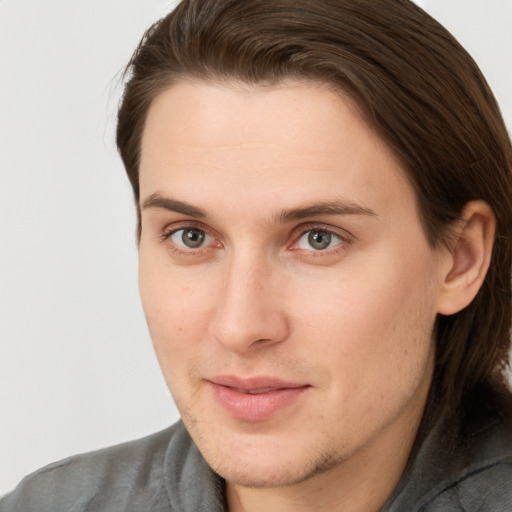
[207,375,310,422]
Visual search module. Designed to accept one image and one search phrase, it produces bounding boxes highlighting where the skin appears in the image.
[138,80,455,512]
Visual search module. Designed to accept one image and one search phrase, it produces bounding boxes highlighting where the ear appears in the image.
[437,200,496,316]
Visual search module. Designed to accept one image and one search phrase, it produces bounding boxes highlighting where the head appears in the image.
[116,0,512,489]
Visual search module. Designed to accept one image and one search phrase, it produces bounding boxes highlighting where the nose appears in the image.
[208,253,289,354]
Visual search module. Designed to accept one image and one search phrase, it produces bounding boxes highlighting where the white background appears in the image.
[1,0,511,495]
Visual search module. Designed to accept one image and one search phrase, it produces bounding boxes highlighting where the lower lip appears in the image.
[208,382,309,422]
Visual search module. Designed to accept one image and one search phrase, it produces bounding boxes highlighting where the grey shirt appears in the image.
[2,411,511,511]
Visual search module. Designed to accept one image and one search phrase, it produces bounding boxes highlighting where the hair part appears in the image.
[117,0,512,424]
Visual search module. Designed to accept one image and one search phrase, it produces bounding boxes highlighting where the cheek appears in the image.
[289,250,438,377]
[138,257,217,371]
[288,260,438,433]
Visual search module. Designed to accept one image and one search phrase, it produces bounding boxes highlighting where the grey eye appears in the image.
[298,229,341,251]
[171,228,209,249]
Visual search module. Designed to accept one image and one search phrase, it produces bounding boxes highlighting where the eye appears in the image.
[297,229,342,251]
[170,227,211,249]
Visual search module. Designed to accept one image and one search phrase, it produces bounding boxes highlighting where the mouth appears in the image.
[235,387,283,394]
[207,375,310,422]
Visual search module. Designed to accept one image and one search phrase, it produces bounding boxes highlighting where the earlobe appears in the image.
[437,200,496,316]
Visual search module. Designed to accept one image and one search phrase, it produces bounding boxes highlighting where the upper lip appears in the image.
[208,375,309,391]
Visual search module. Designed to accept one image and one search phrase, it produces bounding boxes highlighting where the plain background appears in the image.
[1,0,511,495]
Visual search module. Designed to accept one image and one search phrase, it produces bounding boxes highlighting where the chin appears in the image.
[215,464,301,488]
[200,433,343,489]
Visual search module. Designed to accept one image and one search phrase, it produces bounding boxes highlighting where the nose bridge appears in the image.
[208,248,288,353]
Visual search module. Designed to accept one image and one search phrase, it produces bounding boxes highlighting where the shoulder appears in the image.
[421,398,512,512]
[423,458,512,511]
[384,391,512,512]
[0,423,183,512]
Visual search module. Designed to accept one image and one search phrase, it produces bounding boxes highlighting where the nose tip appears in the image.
[207,264,289,354]
[210,316,288,354]
[210,303,288,353]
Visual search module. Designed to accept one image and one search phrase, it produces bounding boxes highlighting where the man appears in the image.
[2,0,511,511]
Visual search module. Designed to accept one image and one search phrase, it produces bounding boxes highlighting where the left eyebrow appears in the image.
[273,200,377,224]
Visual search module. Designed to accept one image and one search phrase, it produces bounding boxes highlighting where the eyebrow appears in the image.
[141,193,207,218]
[273,200,377,224]
[141,193,377,223]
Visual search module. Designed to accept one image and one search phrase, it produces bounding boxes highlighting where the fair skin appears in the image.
[137,80,494,512]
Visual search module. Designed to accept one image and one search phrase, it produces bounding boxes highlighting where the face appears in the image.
[138,80,445,488]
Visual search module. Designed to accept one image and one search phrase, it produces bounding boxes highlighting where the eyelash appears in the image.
[292,225,351,254]
[160,223,220,257]
[290,224,354,260]
[160,222,353,258]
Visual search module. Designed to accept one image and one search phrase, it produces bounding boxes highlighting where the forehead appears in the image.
[139,80,419,225]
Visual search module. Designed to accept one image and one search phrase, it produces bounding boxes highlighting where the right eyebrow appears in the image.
[140,193,207,218]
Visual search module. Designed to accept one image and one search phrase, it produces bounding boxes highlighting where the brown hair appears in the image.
[117,0,512,421]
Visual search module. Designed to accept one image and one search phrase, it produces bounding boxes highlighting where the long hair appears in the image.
[117,0,512,422]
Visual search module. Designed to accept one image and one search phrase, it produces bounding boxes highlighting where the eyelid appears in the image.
[292,223,354,243]
[170,227,211,248]
[160,221,223,253]
[289,223,354,253]
[161,220,216,239]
